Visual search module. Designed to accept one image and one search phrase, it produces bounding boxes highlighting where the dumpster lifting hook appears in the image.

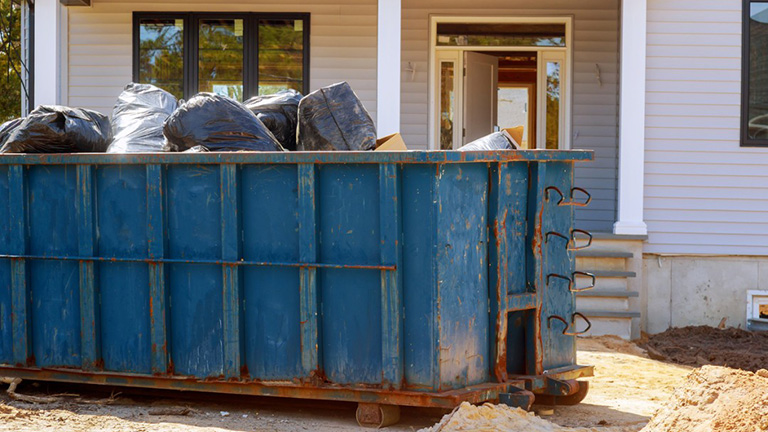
[546,272,596,293]
[544,186,592,207]
[548,313,592,336]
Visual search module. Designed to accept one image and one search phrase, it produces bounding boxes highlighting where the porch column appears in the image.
[376,0,401,137]
[34,0,65,107]
[614,0,648,236]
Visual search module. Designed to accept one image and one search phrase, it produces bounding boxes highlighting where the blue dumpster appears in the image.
[0,150,593,426]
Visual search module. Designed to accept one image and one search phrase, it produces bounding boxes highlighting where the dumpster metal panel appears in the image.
[0,165,11,365]
[0,150,593,408]
[436,163,490,389]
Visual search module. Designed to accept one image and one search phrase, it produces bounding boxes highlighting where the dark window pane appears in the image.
[439,61,455,150]
[545,61,560,150]
[258,19,304,94]
[198,19,244,100]
[436,23,565,47]
[138,18,184,99]
[748,3,768,140]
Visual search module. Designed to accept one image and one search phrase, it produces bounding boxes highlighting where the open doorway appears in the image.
[431,17,571,150]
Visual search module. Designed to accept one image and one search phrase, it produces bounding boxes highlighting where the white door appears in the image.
[462,52,499,145]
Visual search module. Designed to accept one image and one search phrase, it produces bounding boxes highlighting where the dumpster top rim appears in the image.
[0,150,593,165]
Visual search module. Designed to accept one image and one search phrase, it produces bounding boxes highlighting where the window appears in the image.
[743,1,768,146]
[134,13,309,101]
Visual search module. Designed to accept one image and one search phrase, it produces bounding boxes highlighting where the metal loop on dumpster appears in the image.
[544,186,565,205]
[568,229,593,251]
[548,313,593,336]
[545,186,592,207]
[571,271,596,292]
[545,231,570,245]
[546,273,573,290]
[567,187,592,207]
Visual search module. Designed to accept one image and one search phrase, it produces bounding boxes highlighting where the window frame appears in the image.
[742,0,768,147]
[132,12,311,100]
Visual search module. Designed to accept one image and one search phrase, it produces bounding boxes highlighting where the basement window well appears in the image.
[747,290,768,331]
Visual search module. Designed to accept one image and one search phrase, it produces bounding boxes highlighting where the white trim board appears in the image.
[427,15,573,150]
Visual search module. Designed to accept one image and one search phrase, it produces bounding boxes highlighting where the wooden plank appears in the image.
[146,164,168,374]
[298,163,319,378]
[221,164,242,378]
[76,165,100,370]
[379,163,403,388]
[8,165,29,366]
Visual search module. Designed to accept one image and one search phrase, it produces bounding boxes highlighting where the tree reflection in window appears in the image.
[138,18,184,99]
[198,19,244,100]
[259,19,304,94]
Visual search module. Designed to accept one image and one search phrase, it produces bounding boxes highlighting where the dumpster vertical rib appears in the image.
[9,165,30,366]
[146,164,168,374]
[526,163,547,376]
[488,162,529,383]
[431,164,442,391]
[220,164,242,378]
[76,165,100,370]
[298,163,320,378]
[379,163,403,389]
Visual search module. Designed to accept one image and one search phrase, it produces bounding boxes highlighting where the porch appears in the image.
[32,0,649,337]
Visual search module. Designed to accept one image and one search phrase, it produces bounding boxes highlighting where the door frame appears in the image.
[428,15,573,150]
[498,82,536,148]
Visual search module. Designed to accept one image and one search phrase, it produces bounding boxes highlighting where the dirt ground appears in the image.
[0,336,692,432]
[644,326,768,372]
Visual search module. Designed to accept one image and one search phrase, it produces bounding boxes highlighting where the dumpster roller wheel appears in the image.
[356,403,401,428]
[534,380,589,406]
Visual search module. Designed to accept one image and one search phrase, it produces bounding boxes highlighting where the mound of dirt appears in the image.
[420,402,632,432]
[641,366,768,432]
[644,326,768,372]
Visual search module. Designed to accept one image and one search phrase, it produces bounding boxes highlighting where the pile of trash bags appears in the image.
[0,80,515,154]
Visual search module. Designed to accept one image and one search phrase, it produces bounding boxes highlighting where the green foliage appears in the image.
[0,0,23,122]
[138,20,184,99]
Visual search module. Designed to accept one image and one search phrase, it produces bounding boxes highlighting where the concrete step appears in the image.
[579,233,646,254]
[576,296,630,312]
[577,275,628,291]
[576,290,639,298]
[578,310,641,319]
[582,270,636,278]
[576,250,634,258]
[576,256,628,272]
[577,316,633,340]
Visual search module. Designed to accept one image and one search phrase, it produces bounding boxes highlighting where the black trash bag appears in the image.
[0,118,23,148]
[108,83,178,153]
[297,82,377,151]
[244,89,302,151]
[458,131,520,152]
[163,93,284,152]
[0,105,112,153]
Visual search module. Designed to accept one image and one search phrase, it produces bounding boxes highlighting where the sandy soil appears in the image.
[0,337,691,431]
[641,366,768,432]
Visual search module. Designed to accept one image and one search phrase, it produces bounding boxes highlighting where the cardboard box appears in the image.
[503,127,524,149]
[375,133,408,151]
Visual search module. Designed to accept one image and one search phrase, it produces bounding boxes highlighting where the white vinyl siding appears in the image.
[66,0,377,119]
[645,0,768,255]
[401,0,621,232]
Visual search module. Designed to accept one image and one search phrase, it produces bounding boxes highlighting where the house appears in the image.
[24,0,768,339]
